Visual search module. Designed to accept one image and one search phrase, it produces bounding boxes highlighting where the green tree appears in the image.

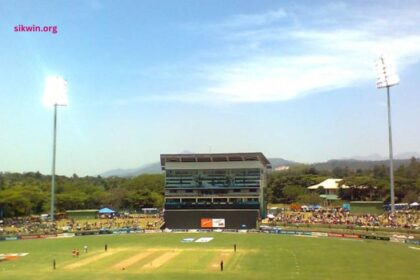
[298,192,322,205]
[56,191,88,211]
[282,185,306,202]
[402,191,418,203]
[0,188,33,217]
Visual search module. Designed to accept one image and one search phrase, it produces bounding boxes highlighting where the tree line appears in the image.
[267,157,420,205]
[1,158,419,217]
[0,173,163,217]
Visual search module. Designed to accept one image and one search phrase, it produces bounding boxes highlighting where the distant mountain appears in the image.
[100,162,162,178]
[100,157,298,178]
[99,154,419,178]
[348,153,385,161]
[311,158,419,172]
[394,152,420,160]
[342,152,420,161]
[268,158,299,168]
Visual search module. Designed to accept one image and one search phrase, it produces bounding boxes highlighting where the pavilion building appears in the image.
[161,153,271,229]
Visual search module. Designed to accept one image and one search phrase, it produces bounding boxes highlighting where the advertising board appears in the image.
[200,218,225,228]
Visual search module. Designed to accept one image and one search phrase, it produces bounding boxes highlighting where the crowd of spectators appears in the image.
[59,216,163,232]
[1,208,419,235]
[0,216,56,235]
[270,208,420,229]
[0,215,164,235]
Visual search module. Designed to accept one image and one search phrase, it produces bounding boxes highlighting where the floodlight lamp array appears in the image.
[43,76,68,106]
[376,56,399,89]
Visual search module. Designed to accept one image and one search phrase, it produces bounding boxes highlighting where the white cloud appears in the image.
[202,55,367,102]
[221,8,287,28]
[210,7,420,102]
[193,31,420,103]
[135,4,420,104]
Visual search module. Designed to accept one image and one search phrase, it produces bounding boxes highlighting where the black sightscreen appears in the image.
[164,209,259,229]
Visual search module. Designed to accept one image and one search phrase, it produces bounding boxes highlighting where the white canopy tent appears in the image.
[307,178,349,195]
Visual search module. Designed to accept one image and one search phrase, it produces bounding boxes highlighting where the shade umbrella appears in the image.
[98,208,115,214]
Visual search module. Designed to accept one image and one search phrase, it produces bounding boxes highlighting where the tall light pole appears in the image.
[43,76,68,222]
[376,55,399,213]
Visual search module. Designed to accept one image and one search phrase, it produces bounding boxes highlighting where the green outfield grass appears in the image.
[0,233,419,280]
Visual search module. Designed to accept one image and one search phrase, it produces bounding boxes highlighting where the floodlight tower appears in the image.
[44,76,68,222]
[376,56,399,213]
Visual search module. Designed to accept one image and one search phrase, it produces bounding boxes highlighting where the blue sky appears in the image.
[1,0,419,176]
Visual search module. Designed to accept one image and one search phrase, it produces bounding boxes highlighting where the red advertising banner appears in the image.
[343,234,360,239]
[201,218,213,228]
[327,233,344,238]
[200,218,226,228]
[19,235,41,240]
